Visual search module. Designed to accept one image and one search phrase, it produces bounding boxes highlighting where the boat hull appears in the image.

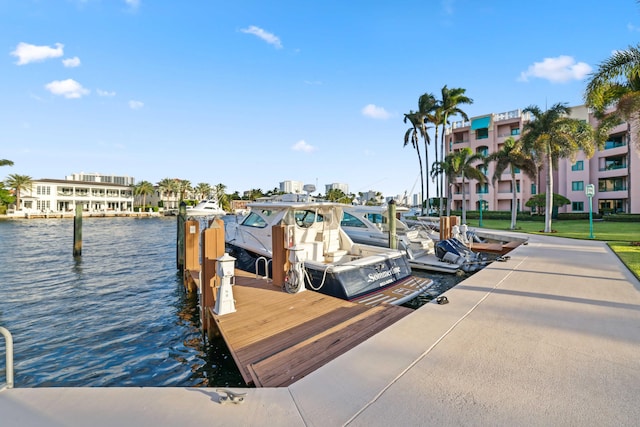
[226,242,422,304]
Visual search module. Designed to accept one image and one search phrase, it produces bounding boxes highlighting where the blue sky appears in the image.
[2,0,640,199]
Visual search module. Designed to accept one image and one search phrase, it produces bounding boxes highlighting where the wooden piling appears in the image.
[200,218,225,336]
[439,216,451,241]
[272,225,287,287]
[183,219,200,292]
[176,201,187,271]
[73,204,82,257]
[388,200,397,249]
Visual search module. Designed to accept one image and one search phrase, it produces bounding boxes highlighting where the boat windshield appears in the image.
[241,212,268,228]
[293,209,324,228]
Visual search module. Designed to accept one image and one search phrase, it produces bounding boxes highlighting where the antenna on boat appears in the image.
[303,184,316,202]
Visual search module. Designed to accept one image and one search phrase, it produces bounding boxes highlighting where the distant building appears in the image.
[17,178,134,213]
[325,182,349,195]
[280,180,304,194]
[66,172,135,186]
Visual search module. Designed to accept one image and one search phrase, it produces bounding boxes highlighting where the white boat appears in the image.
[341,205,487,274]
[224,200,433,307]
[187,200,226,216]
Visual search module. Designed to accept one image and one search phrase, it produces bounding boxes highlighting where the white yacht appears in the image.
[341,205,487,274]
[187,200,226,216]
[224,199,432,306]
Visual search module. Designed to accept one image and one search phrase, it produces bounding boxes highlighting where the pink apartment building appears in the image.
[444,106,640,215]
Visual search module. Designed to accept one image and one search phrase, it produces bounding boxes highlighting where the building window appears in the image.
[475,128,489,139]
[477,183,489,194]
[572,181,584,191]
[510,127,520,136]
[572,201,584,211]
[476,146,489,156]
[599,177,627,192]
[604,135,625,150]
[571,160,584,171]
[531,183,536,195]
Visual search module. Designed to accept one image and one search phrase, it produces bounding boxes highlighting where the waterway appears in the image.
[0,216,463,388]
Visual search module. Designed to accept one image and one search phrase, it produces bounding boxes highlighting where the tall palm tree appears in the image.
[403,112,427,213]
[584,44,640,150]
[520,103,601,233]
[484,137,537,230]
[1,159,14,167]
[437,86,473,214]
[4,174,33,210]
[444,147,486,224]
[431,154,457,217]
[133,180,155,209]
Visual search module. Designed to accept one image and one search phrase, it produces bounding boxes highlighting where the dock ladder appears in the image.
[0,326,14,390]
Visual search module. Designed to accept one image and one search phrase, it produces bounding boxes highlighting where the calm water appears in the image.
[0,216,461,388]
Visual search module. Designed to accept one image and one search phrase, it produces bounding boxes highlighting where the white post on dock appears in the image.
[214,253,236,315]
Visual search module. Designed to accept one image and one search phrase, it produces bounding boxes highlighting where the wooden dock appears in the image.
[209,271,413,387]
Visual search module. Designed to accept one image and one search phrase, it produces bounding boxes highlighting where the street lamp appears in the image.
[478,193,484,227]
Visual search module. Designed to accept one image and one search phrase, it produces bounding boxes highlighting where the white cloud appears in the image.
[62,56,81,68]
[518,55,592,83]
[129,100,144,109]
[97,89,116,97]
[11,42,64,65]
[240,26,283,49]
[362,104,391,119]
[45,79,89,98]
[291,140,316,153]
[125,0,140,9]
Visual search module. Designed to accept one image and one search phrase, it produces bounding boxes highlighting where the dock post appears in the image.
[73,204,82,257]
[388,200,397,249]
[176,201,186,270]
[183,219,200,292]
[201,219,225,337]
[272,225,288,287]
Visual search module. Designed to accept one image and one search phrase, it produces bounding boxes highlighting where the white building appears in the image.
[16,178,134,214]
[325,182,349,195]
[280,180,304,194]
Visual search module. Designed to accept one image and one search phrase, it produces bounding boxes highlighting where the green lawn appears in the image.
[465,218,640,279]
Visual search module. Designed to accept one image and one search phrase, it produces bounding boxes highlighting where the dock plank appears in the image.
[249,304,410,387]
[211,272,413,386]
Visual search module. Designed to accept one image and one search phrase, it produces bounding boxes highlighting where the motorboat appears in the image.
[224,199,433,306]
[187,200,226,216]
[341,205,487,274]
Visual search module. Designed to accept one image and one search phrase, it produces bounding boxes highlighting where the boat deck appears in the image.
[210,271,413,387]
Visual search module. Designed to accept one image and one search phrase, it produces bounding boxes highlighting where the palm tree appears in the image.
[214,183,229,211]
[444,147,486,224]
[584,44,640,150]
[1,159,14,167]
[404,112,426,213]
[437,86,473,214]
[404,94,438,214]
[4,174,33,210]
[431,154,457,217]
[176,179,192,202]
[484,137,537,230]
[194,182,212,200]
[519,103,601,233]
[157,177,179,209]
[133,180,155,209]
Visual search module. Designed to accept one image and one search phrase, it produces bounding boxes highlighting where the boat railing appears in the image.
[255,257,271,280]
[0,326,14,390]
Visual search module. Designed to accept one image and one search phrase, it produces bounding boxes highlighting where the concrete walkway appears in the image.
[2,232,640,426]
